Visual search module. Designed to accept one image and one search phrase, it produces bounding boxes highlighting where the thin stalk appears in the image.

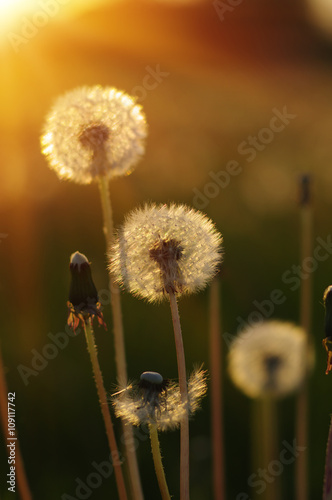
[168,290,190,500]
[97,175,144,500]
[260,398,280,500]
[209,277,225,500]
[250,401,262,500]
[149,425,172,500]
[83,319,128,500]
[323,415,332,500]
[0,343,32,500]
[296,175,313,500]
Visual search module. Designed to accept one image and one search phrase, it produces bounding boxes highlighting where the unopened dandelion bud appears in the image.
[67,251,106,332]
[299,173,311,206]
[41,86,147,184]
[323,286,332,374]
[69,252,98,309]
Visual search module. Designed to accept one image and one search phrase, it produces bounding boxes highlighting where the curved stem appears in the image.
[83,320,128,500]
[168,290,190,500]
[0,343,32,500]
[98,175,144,500]
[149,425,171,500]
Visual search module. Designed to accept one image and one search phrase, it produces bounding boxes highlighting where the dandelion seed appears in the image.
[228,320,308,398]
[41,86,147,184]
[110,203,222,303]
[112,368,207,432]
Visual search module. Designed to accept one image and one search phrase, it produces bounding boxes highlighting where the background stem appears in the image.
[0,343,32,500]
[209,277,225,500]
[98,175,144,500]
[296,174,313,500]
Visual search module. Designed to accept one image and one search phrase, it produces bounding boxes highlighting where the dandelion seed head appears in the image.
[110,203,222,302]
[228,320,309,398]
[112,368,207,431]
[41,86,147,184]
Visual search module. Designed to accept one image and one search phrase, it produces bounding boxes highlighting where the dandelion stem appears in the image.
[83,319,128,500]
[296,174,313,500]
[209,277,225,500]
[97,174,144,500]
[260,398,280,500]
[149,424,172,500]
[323,415,332,500]
[0,343,32,500]
[168,290,190,500]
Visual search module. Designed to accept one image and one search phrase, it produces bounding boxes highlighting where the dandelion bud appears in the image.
[112,368,207,431]
[41,86,147,184]
[323,286,332,374]
[109,203,222,302]
[228,320,308,398]
[67,251,106,332]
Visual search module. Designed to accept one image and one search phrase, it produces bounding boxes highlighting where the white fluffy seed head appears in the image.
[109,203,223,302]
[228,320,311,399]
[112,368,207,432]
[41,86,147,184]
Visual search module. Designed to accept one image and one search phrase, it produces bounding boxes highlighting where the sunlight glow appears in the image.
[0,0,33,23]
[306,0,332,38]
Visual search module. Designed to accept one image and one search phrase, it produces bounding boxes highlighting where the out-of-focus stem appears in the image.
[209,277,225,500]
[98,175,144,500]
[0,343,32,500]
[296,174,313,500]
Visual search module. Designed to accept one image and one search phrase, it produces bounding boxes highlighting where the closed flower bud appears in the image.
[67,251,106,332]
[109,203,222,302]
[41,86,147,184]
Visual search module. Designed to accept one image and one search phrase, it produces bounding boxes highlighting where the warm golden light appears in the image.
[0,0,36,29]
[306,0,332,39]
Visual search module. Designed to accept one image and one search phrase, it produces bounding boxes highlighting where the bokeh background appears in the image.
[1,0,332,498]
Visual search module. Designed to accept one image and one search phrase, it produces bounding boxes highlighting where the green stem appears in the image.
[0,343,32,500]
[83,320,128,500]
[97,175,144,500]
[168,290,190,500]
[149,425,172,500]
